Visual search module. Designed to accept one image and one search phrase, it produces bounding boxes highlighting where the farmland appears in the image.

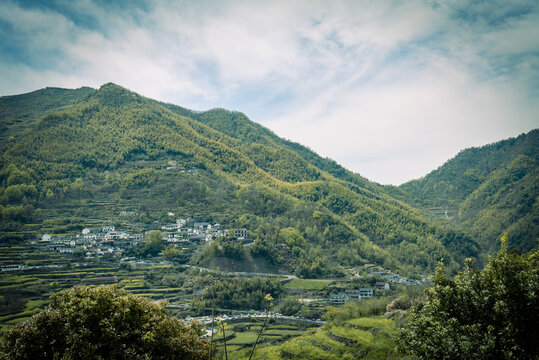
[0,240,408,358]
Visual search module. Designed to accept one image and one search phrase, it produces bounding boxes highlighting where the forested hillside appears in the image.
[0,87,95,146]
[0,83,480,275]
[399,130,538,254]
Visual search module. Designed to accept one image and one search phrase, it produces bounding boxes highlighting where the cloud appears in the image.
[0,0,537,184]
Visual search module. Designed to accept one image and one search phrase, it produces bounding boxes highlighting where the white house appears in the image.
[359,288,374,298]
[374,282,390,291]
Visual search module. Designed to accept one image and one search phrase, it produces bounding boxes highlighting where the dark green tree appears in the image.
[143,230,165,257]
[162,245,181,261]
[398,235,539,359]
[0,285,210,360]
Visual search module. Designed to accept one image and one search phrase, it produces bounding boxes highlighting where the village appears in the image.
[2,212,429,309]
[27,214,247,259]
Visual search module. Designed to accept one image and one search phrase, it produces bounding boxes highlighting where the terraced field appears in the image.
[212,319,319,358]
[2,243,402,359]
[284,279,333,290]
[244,317,399,360]
[0,245,193,330]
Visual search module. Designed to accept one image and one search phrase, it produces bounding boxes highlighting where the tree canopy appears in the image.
[398,235,539,359]
[0,285,210,360]
[143,230,165,257]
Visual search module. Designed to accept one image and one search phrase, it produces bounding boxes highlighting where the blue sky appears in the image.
[1,0,538,184]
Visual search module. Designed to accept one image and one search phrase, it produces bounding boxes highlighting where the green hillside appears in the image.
[160,102,382,193]
[399,130,538,253]
[0,87,95,146]
[1,83,480,274]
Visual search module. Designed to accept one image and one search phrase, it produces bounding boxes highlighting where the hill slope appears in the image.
[399,130,538,253]
[0,87,95,146]
[1,83,479,275]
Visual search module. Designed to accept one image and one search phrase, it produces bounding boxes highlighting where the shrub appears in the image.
[0,285,210,360]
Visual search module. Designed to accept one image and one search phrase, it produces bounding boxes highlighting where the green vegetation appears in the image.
[212,319,319,359]
[0,285,210,360]
[0,83,484,276]
[398,235,539,359]
[284,279,332,290]
[0,86,95,146]
[0,82,537,360]
[199,277,282,310]
[398,129,538,254]
[142,230,165,257]
[248,299,399,360]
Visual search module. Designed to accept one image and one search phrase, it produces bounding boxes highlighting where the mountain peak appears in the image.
[98,82,122,90]
[93,83,143,107]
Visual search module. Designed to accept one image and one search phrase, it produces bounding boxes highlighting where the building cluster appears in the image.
[33,226,143,257]
[31,215,248,258]
[369,270,428,285]
[329,283,390,304]
[160,217,247,243]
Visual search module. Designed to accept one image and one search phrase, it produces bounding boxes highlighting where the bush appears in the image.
[398,235,539,359]
[0,285,210,360]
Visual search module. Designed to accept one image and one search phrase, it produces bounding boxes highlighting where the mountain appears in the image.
[0,83,482,275]
[0,86,94,147]
[398,130,538,254]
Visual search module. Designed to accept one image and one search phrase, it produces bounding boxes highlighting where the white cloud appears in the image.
[0,0,537,184]
[266,50,539,184]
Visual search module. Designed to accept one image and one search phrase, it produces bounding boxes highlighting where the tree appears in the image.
[143,230,164,257]
[72,247,86,258]
[162,245,181,261]
[398,235,539,359]
[0,285,210,360]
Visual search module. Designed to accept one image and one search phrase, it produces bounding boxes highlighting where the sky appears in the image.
[0,0,538,185]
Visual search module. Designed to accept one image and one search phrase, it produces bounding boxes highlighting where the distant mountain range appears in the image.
[0,83,536,274]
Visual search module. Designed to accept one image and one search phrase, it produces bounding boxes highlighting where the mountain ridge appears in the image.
[397,129,538,254]
[2,83,534,274]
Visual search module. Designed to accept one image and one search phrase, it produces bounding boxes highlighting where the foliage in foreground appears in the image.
[0,285,210,360]
[398,235,539,359]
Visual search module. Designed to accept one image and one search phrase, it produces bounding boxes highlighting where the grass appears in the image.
[248,316,400,360]
[23,299,47,311]
[348,317,395,330]
[213,318,321,359]
[226,331,259,345]
[284,279,332,290]
[0,280,42,289]
[263,329,304,336]
[330,325,374,344]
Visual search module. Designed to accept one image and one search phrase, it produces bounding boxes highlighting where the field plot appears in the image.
[251,316,399,360]
[284,279,333,290]
[0,245,197,330]
[212,318,320,359]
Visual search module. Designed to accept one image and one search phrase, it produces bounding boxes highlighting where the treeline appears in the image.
[197,277,283,310]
